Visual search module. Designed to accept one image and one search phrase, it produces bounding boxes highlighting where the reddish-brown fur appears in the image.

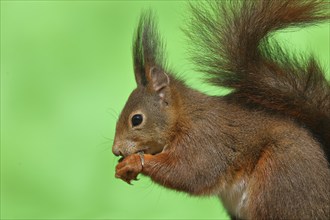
[113,1,330,219]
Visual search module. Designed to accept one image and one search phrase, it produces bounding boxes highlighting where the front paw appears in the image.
[115,154,143,184]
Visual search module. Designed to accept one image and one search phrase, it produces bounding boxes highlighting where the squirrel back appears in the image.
[186,0,330,155]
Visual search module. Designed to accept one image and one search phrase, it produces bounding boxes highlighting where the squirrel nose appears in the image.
[112,146,122,157]
[112,142,123,157]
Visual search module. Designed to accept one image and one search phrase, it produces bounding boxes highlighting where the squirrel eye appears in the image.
[131,114,143,127]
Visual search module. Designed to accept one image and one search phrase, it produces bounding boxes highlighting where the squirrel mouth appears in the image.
[117,143,167,162]
[118,157,124,163]
[118,147,148,160]
[118,146,163,162]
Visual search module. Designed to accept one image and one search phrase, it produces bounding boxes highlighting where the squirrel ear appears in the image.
[148,67,170,93]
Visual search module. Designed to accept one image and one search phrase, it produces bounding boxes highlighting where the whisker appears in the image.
[96,142,111,152]
[107,108,119,121]
[102,135,114,141]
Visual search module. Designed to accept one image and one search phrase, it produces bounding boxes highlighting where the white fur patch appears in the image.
[218,179,248,218]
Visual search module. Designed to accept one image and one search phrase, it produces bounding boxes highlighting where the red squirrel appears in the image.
[112,1,330,219]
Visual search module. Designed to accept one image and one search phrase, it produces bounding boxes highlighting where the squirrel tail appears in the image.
[186,0,330,153]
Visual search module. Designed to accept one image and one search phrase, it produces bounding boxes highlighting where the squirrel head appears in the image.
[112,67,174,157]
[112,11,175,157]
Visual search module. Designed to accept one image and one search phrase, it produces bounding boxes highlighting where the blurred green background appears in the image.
[1,1,329,219]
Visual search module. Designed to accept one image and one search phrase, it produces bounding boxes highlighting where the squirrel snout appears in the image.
[112,147,121,157]
[112,142,123,157]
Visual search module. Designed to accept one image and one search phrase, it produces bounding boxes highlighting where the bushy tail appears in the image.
[186,0,330,153]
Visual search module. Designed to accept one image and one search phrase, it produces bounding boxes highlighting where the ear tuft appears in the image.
[132,10,168,87]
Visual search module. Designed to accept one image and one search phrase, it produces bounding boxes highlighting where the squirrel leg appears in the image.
[115,153,178,187]
[116,151,225,195]
[141,152,221,195]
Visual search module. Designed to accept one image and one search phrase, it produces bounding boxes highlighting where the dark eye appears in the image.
[131,114,143,127]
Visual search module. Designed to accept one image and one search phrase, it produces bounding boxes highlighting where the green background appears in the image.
[1,1,329,219]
